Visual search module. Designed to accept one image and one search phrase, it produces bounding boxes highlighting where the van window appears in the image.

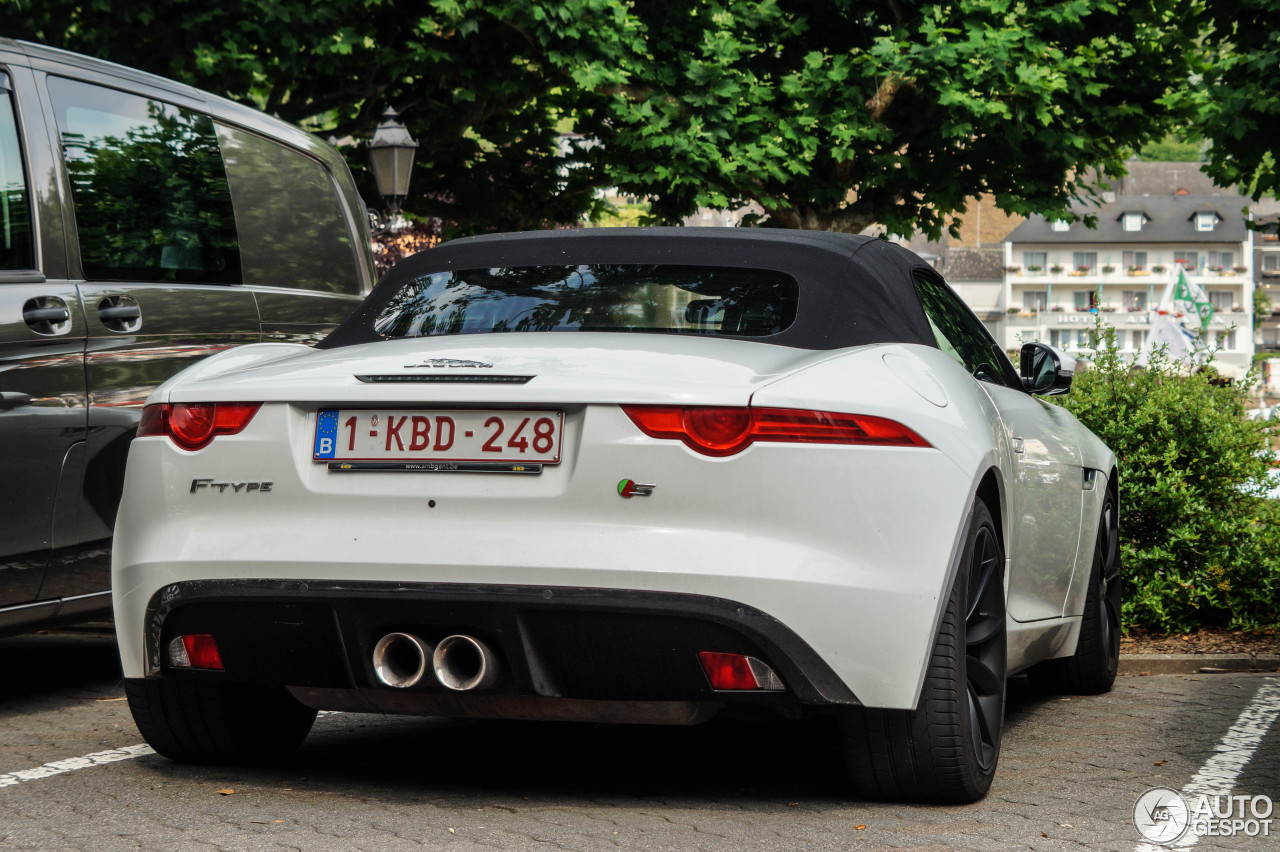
[216,125,361,295]
[0,75,33,271]
[47,76,241,283]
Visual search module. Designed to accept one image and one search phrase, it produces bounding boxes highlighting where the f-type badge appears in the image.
[617,479,655,498]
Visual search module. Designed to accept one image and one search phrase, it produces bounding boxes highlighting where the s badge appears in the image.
[617,479,655,498]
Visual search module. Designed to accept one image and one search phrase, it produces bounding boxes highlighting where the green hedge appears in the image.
[1053,327,1279,632]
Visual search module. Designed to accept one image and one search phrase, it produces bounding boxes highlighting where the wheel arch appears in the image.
[907,462,1007,710]
[974,466,1005,558]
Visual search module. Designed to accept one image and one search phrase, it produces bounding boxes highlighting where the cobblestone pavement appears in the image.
[1,628,1276,851]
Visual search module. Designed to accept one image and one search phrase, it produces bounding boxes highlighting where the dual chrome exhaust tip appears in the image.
[371,632,500,691]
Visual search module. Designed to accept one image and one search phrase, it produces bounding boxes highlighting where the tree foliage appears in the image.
[0,0,1249,237]
[0,0,624,233]
[1138,133,1206,163]
[579,0,1204,237]
[1191,0,1280,199]
[1057,326,1279,632]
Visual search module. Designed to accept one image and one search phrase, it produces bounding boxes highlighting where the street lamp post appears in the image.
[368,107,418,229]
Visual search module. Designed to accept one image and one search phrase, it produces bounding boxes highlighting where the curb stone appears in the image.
[1118,653,1280,675]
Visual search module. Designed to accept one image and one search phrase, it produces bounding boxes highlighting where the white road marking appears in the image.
[1135,678,1280,851]
[0,711,342,790]
[0,744,155,788]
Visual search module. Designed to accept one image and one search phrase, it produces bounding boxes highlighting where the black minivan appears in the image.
[0,40,376,632]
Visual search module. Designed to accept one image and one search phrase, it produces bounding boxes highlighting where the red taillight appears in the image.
[621,405,930,456]
[697,651,787,691]
[168,634,224,671]
[137,402,262,450]
[697,651,759,690]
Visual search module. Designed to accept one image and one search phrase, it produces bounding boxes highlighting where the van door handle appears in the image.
[23,306,70,324]
[99,305,141,322]
[21,297,72,336]
[97,296,142,332]
[0,391,31,410]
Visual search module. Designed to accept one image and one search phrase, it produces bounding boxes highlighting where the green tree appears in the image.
[0,0,1217,237]
[1256,286,1273,331]
[1191,0,1280,199]
[0,0,625,233]
[1138,133,1206,162]
[579,0,1204,237]
[1057,326,1279,632]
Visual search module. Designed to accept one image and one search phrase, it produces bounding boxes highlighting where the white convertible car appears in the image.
[113,229,1119,802]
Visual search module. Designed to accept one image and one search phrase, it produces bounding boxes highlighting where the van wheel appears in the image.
[125,677,316,765]
[840,498,1006,802]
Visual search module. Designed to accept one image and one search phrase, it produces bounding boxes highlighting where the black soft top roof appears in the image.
[320,228,940,351]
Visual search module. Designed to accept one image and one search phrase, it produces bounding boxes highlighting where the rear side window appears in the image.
[216,125,361,295]
[373,265,799,339]
[47,76,241,283]
[0,74,34,271]
[914,274,1018,388]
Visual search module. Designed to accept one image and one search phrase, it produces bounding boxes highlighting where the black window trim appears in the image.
[0,65,40,277]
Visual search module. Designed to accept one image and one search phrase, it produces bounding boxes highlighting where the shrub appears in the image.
[1053,324,1279,632]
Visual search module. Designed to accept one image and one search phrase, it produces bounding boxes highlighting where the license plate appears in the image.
[313,408,563,465]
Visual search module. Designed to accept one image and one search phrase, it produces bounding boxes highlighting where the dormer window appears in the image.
[1122,212,1145,232]
[1051,219,1070,232]
[1195,212,1218,231]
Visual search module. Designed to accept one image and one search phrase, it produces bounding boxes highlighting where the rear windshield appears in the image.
[372,264,799,339]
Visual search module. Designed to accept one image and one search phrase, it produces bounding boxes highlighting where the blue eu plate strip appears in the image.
[314,409,338,459]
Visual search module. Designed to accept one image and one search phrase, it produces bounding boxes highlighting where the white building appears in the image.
[1002,195,1254,376]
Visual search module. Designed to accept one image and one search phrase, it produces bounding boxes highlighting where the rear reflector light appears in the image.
[167,634,224,671]
[622,405,930,456]
[138,402,262,451]
[697,651,785,691]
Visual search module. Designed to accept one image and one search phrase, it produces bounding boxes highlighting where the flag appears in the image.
[1140,266,1211,369]
[1162,267,1214,331]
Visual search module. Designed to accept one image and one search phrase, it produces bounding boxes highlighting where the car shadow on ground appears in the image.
[0,625,1065,803]
[145,675,1062,804]
[0,623,122,705]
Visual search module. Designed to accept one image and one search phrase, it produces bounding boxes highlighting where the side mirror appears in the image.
[1019,342,1074,395]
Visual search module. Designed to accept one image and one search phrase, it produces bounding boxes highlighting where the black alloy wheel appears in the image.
[841,497,1006,803]
[964,520,1006,773]
[1096,495,1122,676]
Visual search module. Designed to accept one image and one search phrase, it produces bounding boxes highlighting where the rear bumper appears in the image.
[136,579,858,713]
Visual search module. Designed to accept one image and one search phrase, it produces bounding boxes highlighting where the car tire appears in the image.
[839,497,1006,803]
[1027,491,1121,695]
[125,677,317,765]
